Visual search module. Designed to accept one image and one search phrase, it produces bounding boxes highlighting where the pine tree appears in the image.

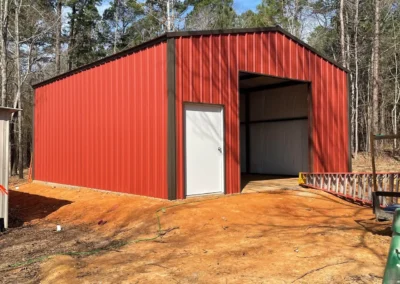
[66,0,104,69]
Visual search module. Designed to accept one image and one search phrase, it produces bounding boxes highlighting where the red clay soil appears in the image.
[1,181,391,283]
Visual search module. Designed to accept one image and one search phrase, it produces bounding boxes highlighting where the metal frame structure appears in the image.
[32,27,351,200]
[239,73,312,175]
[299,172,400,205]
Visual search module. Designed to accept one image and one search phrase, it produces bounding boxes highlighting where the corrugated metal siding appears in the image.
[249,85,308,121]
[250,120,309,175]
[175,32,349,198]
[246,84,309,175]
[34,42,168,198]
[0,112,10,228]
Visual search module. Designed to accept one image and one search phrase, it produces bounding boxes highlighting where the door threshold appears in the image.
[186,192,224,198]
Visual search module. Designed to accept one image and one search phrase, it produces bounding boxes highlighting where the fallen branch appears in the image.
[292,260,354,283]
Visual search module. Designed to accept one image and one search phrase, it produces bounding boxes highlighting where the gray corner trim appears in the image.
[32,91,35,180]
[347,73,353,172]
[167,38,176,200]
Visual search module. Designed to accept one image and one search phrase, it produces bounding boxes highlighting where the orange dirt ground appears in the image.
[0,177,391,284]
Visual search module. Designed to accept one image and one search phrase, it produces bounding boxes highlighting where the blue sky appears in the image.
[233,0,260,13]
[97,0,261,15]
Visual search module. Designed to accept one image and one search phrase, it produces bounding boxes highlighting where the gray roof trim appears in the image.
[0,106,22,113]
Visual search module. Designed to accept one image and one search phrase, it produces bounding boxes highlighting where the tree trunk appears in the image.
[393,18,399,149]
[339,0,346,67]
[12,0,20,109]
[354,0,359,157]
[366,60,372,152]
[293,0,300,37]
[380,97,385,133]
[113,0,118,53]
[68,3,76,71]
[345,9,354,156]
[0,0,9,106]
[13,0,23,178]
[372,0,380,135]
[55,0,62,74]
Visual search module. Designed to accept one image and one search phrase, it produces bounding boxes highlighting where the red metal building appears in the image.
[33,27,351,200]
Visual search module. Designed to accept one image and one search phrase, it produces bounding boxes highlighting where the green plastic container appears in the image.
[383,208,400,283]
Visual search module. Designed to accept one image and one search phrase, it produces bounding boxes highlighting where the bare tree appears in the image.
[68,2,76,71]
[0,0,9,106]
[185,5,218,31]
[339,0,346,67]
[371,0,380,135]
[113,0,119,53]
[12,0,23,178]
[55,0,62,74]
[390,15,399,148]
[353,0,360,156]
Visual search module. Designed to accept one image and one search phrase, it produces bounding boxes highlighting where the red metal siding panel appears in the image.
[34,42,168,198]
[269,32,277,75]
[276,33,285,77]
[175,32,349,198]
[326,60,334,170]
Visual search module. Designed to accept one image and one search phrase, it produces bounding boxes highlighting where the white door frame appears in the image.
[183,103,225,197]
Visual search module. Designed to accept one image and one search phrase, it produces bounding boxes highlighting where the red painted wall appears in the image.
[175,32,349,198]
[34,42,168,198]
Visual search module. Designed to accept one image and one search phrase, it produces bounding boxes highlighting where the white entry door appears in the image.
[185,104,224,196]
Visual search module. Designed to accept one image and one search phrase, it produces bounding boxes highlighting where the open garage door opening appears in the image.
[239,72,311,191]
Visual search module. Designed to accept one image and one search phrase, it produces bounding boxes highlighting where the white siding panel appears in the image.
[250,84,308,121]
[250,120,309,175]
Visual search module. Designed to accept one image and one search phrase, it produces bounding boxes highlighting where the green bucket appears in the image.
[383,208,400,283]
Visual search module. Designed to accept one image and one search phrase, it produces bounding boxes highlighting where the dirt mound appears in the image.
[0,181,391,283]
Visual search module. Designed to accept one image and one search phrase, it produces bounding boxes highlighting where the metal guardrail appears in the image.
[299,172,400,206]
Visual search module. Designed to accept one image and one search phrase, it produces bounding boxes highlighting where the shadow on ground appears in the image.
[355,218,393,237]
[8,190,72,228]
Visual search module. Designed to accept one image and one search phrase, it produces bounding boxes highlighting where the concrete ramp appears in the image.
[241,174,299,193]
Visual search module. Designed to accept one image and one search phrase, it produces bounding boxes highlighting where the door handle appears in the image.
[218,147,222,153]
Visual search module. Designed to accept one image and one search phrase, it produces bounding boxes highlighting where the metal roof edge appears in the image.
[0,106,22,113]
[272,26,350,73]
[33,26,349,89]
[165,26,279,37]
[167,26,349,73]
[32,34,168,89]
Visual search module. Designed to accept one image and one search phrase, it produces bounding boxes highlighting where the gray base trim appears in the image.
[167,38,177,200]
